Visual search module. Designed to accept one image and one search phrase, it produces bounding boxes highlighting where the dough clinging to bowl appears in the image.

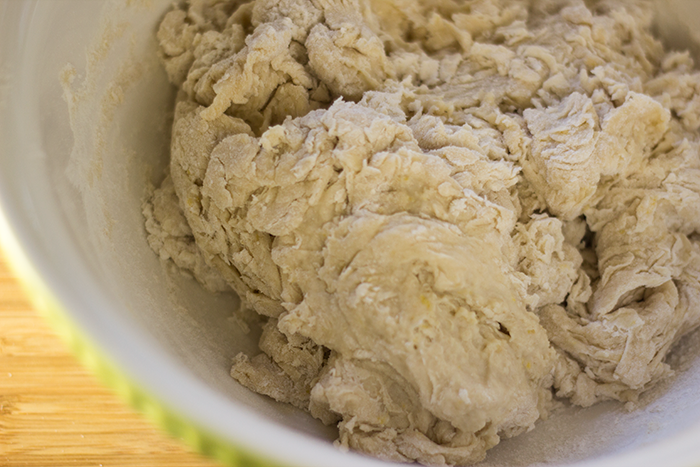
[144,0,700,464]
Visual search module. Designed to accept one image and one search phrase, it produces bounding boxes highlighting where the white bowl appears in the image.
[2,1,700,466]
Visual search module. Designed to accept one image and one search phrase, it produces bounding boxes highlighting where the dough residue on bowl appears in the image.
[143,0,700,465]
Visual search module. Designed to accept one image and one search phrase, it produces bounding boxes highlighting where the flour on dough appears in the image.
[143,0,700,464]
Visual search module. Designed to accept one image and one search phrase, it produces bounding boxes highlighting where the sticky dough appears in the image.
[143,0,700,464]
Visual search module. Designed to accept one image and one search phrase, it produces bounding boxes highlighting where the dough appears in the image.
[143,0,700,464]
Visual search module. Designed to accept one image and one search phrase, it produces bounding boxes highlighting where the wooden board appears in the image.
[0,250,222,467]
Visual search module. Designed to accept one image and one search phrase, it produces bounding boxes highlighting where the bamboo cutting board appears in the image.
[0,250,222,467]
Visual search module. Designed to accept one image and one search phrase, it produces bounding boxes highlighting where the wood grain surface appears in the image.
[0,250,222,467]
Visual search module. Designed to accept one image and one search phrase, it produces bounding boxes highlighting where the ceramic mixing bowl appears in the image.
[2,1,700,466]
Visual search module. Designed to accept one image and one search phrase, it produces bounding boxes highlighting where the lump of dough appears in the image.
[281,211,555,465]
[513,215,583,308]
[144,0,700,465]
[143,175,229,292]
[305,7,394,101]
[160,93,553,465]
[523,92,600,221]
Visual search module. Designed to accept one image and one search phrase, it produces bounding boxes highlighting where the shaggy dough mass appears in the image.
[144,0,700,464]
